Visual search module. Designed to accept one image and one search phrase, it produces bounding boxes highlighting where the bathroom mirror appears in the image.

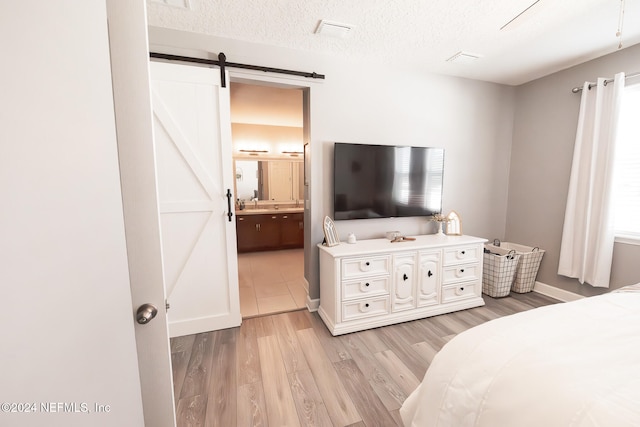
[234,159,304,202]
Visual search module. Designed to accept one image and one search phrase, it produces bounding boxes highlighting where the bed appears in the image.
[400,285,640,427]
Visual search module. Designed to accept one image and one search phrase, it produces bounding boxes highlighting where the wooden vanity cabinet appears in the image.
[280,213,304,247]
[236,212,303,252]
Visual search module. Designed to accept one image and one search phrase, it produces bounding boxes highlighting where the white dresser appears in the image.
[318,234,486,335]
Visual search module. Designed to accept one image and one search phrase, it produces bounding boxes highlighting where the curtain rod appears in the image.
[571,71,640,93]
[149,52,325,87]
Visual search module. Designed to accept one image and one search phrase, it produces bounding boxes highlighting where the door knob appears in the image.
[136,303,158,325]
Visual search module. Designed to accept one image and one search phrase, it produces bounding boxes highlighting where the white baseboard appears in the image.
[533,281,584,302]
[306,296,320,312]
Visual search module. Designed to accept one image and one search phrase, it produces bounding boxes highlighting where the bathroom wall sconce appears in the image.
[239,149,268,156]
[282,150,304,157]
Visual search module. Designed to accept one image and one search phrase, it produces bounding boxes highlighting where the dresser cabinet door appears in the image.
[418,250,441,306]
[392,253,416,312]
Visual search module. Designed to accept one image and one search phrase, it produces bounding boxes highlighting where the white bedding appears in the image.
[400,288,640,427]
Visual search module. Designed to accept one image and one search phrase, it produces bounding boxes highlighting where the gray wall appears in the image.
[148,27,516,301]
[148,26,640,300]
[508,43,640,297]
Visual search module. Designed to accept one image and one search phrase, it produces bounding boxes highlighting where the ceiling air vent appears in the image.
[446,51,482,64]
[315,20,354,38]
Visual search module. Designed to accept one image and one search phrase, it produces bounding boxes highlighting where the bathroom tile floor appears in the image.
[237,248,307,318]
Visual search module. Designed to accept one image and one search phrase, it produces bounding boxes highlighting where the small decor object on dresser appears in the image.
[429,213,449,235]
[323,216,340,246]
[445,211,462,235]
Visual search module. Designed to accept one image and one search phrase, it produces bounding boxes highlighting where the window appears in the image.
[612,83,640,241]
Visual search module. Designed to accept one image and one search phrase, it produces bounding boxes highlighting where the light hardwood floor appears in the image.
[171,291,560,427]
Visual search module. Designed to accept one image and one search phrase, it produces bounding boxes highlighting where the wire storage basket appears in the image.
[484,241,545,293]
[482,249,520,298]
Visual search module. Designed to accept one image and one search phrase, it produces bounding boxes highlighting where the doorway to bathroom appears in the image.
[229,80,309,318]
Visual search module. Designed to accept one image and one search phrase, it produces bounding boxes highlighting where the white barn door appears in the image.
[150,61,241,337]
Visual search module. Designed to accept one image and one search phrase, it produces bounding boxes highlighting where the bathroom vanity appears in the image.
[236,208,304,252]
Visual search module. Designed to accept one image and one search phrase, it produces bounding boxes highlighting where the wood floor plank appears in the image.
[417,315,456,339]
[288,369,333,427]
[408,319,449,351]
[172,350,191,399]
[255,315,276,338]
[412,341,439,365]
[355,328,390,354]
[287,309,313,330]
[338,333,407,411]
[482,294,524,316]
[236,317,261,386]
[258,334,301,427]
[334,358,400,427]
[512,291,560,307]
[180,333,216,400]
[172,334,196,353]
[176,394,207,427]
[205,341,237,427]
[454,305,497,326]
[389,409,404,426]
[237,382,268,427]
[374,349,421,396]
[273,312,310,373]
[394,320,441,345]
[303,310,352,362]
[448,310,482,329]
[429,312,471,335]
[296,328,362,426]
[377,325,429,379]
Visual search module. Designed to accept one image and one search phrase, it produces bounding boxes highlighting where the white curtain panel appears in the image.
[558,72,625,288]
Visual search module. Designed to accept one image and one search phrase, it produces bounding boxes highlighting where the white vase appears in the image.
[436,221,444,235]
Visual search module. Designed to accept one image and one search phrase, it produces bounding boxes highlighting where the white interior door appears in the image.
[107,1,176,425]
[2,1,147,425]
[150,61,241,337]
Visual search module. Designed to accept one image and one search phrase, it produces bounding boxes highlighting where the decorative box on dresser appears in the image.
[318,234,487,335]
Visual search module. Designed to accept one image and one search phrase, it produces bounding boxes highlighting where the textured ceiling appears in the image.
[147,0,640,86]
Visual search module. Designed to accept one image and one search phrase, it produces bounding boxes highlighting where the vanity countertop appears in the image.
[236,207,304,216]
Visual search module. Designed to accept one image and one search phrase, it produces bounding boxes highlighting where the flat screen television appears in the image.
[333,142,444,220]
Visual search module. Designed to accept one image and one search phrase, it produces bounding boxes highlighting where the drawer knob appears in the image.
[427,270,433,278]
[365,261,370,266]
[365,303,370,308]
[461,250,466,255]
[403,273,408,281]
[460,269,465,273]
[365,282,370,287]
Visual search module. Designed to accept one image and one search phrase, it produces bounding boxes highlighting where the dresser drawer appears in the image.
[342,296,389,321]
[441,281,479,303]
[341,255,390,280]
[343,276,389,300]
[443,245,481,266]
[442,263,481,284]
